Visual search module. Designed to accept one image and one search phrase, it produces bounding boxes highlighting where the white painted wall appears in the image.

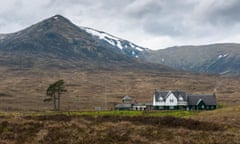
[165,93,178,106]
[154,100,165,106]
[153,94,157,106]
[153,91,188,107]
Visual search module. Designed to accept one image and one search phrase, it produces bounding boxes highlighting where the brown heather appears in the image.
[0,68,240,143]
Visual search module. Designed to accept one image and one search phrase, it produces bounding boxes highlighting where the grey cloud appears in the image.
[207,0,240,25]
[1,0,240,49]
[123,0,194,36]
[99,0,132,9]
[126,1,162,19]
[142,19,181,36]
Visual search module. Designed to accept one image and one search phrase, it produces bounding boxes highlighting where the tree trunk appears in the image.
[53,94,57,110]
[57,93,60,111]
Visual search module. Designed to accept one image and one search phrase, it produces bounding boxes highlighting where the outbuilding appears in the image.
[187,94,217,110]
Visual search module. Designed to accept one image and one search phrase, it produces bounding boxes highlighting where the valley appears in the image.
[0,67,239,112]
[2,65,239,144]
[0,14,240,144]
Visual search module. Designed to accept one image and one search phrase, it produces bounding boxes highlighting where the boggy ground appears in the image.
[0,111,239,144]
[0,67,239,111]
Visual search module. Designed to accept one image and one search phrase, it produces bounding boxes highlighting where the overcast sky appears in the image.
[1,0,240,49]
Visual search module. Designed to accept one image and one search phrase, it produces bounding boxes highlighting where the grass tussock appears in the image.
[0,121,43,144]
[0,113,239,144]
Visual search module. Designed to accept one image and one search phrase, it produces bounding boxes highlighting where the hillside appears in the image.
[142,43,240,75]
[3,14,240,75]
[0,15,168,71]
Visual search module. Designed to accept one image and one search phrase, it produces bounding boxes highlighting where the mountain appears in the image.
[2,15,240,75]
[142,43,240,75]
[0,15,170,71]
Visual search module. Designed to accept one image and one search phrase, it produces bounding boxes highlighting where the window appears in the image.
[159,106,164,110]
[170,99,174,103]
[179,96,183,101]
[158,97,163,102]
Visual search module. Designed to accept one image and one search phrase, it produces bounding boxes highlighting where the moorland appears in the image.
[0,68,240,143]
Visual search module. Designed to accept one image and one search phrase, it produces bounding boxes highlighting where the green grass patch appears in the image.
[45,110,196,118]
[217,104,226,109]
[62,110,143,117]
[0,110,197,118]
[143,110,196,118]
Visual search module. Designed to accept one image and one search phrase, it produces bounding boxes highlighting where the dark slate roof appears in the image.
[154,90,187,102]
[122,96,132,100]
[188,94,217,106]
[154,90,169,101]
[172,91,187,101]
[133,102,152,106]
[133,103,146,107]
[115,103,132,108]
[145,102,153,106]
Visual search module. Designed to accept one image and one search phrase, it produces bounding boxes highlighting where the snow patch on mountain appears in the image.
[81,27,147,53]
[116,41,123,49]
[220,70,230,75]
[84,27,119,47]
[54,16,59,20]
[218,53,228,59]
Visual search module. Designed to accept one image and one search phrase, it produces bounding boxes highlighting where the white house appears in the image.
[115,90,216,111]
[153,90,187,110]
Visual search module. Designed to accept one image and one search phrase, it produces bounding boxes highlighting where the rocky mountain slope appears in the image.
[143,43,240,75]
[0,15,169,71]
[2,14,239,75]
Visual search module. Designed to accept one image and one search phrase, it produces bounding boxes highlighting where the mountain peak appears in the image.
[48,14,71,23]
[14,14,85,40]
[52,14,65,19]
[37,14,74,29]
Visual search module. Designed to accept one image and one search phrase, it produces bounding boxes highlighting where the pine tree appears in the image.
[44,80,67,111]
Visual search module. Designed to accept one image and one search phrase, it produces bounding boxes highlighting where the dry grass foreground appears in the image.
[0,67,240,111]
[0,110,240,144]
